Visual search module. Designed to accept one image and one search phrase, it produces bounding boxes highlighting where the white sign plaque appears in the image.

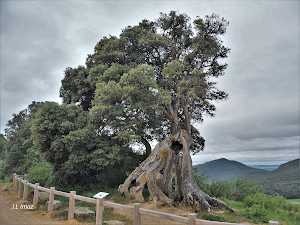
[93,192,109,199]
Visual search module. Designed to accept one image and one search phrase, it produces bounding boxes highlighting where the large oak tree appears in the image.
[61,11,232,212]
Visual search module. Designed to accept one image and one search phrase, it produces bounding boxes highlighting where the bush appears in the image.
[244,193,273,209]
[201,213,225,222]
[193,169,263,202]
[232,177,263,201]
[244,193,298,212]
[27,163,51,186]
[243,204,270,223]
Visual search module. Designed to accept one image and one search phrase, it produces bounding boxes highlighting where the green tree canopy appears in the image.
[3,102,44,169]
[60,11,230,158]
[31,102,136,187]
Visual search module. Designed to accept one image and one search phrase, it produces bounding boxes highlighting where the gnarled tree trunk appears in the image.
[119,130,234,213]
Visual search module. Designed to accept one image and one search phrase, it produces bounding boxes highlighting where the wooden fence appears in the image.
[12,173,279,225]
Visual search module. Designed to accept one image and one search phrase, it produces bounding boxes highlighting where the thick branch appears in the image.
[181,96,191,134]
[140,136,152,157]
[163,102,180,135]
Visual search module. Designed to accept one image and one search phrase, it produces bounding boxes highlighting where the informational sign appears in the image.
[93,192,109,199]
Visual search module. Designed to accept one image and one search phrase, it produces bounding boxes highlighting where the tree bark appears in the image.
[119,130,234,213]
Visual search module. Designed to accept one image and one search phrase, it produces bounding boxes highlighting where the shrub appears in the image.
[201,213,225,222]
[244,193,273,209]
[27,163,51,186]
[193,169,263,202]
[232,177,263,201]
[243,204,270,223]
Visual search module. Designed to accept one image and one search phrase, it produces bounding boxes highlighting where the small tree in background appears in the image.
[31,102,137,188]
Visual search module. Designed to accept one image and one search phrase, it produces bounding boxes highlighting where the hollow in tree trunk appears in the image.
[119,130,234,213]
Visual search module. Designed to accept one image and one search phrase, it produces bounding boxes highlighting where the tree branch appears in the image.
[181,96,191,134]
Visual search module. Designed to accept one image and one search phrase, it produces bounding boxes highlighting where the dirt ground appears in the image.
[0,182,84,225]
[0,181,197,225]
[0,181,253,225]
[113,201,195,225]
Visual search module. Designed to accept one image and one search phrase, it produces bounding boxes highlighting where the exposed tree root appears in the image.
[119,130,234,213]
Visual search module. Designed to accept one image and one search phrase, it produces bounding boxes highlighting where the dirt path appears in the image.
[0,181,254,225]
[0,182,82,225]
[0,181,193,225]
[113,202,194,225]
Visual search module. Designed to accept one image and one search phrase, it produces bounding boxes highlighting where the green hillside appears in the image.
[194,158,266,182]
[244,158,300,199]
[194,158,300,199]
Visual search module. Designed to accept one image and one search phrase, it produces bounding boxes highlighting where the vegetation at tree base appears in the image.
[194,158,300,199]
[192,170,300,224]
[193,167,263,202]
[27,162,52,186]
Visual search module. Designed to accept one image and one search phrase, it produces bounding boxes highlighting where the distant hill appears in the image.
[244,158,300,199]
[194,158,300,199]
[247,164,280,171]
[193,158,266,182]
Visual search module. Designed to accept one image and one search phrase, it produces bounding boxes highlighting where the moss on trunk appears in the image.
[118,130,234,213]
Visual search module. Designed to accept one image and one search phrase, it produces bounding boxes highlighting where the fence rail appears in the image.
[12,173,279,225]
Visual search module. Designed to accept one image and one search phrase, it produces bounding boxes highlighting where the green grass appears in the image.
[54,195,70,206]
[288,199,300,205]
[201,196,300,225]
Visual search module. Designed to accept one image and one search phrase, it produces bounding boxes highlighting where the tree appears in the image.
[93,12,232,212]
[31,102,136,187]
[3,102,44,171]
[61,11,231,212]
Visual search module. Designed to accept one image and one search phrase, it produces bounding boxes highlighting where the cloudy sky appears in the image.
[1,1,299,166]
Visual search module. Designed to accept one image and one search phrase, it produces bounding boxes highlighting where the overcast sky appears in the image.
[1,1,299,166]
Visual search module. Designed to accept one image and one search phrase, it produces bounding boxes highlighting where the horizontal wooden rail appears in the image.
[74,194,97,204]
[53,190,70,198]
[139,208,189,223]
[12,173,279,225]
[27,182,35,188]
[102,201,134,212]
[195,219,246,225]
[38,186,50,192]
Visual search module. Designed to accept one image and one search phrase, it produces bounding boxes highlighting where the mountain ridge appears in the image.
[193,158,267,182]
[193,158,300,199]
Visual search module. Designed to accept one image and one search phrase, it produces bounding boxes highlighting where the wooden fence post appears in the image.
[13,173,17,191]
[48,187,55,212]
[24,174,27,181]
[23,180,29,200]
[33,183,40,205]
[96,198,104,225]
[18,177,22,196]
[68,191,76,220]
[133,203,141,225]
[188,213,196,225]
